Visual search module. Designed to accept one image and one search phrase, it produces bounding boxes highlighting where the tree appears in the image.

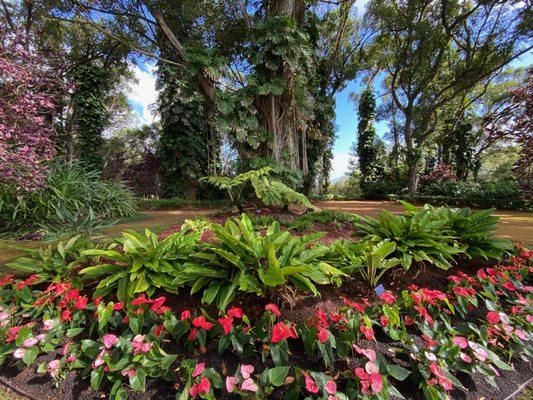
[0,31,64,190]
[486,69,532,196]
[368,0,532,195]
[356,88,385,189]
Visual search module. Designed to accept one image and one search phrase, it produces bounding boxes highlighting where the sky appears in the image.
[127,52,532,180]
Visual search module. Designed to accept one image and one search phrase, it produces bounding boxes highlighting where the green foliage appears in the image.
[0,162,136,237]
[201,167,313,212]
[418,180,530,211]
[287,210,359,232]
[356,89,386,190]
[72,63,110,170]
[137,197,228,210]
[80,229,200,301]
[173,214,345,311]
[325,175,362,200]
[4,235,94,282]
[157,60,216,200]
[355,208,464,271]
[409,203,513,260]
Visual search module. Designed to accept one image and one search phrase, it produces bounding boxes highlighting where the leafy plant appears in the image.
[355,208,464,271]
[173,214,345,311]
[201,167,313,212]
[3,235,94,282]
[0,162,137,237]
[80,229,200,301]
[404,202,513,260]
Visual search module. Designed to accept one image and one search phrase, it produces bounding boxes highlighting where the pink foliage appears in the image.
[0,32,64,190]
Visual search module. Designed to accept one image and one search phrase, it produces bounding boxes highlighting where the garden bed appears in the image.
[0,206,531,400]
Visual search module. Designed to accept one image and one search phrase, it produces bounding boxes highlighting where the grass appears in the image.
[0,385,25,400]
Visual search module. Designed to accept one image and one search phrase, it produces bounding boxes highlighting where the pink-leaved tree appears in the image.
[0,31,63,190]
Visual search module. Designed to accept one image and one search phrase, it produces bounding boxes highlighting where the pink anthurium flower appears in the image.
[102,334,118,349]
[240,364,254,379]
[226,376,238,393]
[241,378,259,392]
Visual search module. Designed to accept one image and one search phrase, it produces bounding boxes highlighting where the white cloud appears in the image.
[128,63,159,125]
[331,152,351,180]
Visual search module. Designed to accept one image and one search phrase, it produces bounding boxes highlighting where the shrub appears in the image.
[355,208,465,270]
[173,214,345,311]
[0,162,137,236]
[80,229,200,302]
[3,235,95,283]
[418,180,529,211]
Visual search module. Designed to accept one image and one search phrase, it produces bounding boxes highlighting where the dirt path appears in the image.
[315,200,533,245]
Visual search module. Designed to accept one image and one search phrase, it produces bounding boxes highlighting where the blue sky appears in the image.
[128,51,532,179]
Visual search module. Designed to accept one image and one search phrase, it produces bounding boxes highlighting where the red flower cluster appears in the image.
[218,307,244,335]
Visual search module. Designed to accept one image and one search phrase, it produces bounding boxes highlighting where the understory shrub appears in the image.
[416,180,530,211]
[0,162,137,236]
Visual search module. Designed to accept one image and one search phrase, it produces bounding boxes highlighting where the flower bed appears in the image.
[0,248,531,400]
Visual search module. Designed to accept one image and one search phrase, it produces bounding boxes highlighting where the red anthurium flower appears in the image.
[407,284,419,291]
[154,324,164,337]
[60,309,72,323]
[404,315,414,325]
[74,296,88,310]
[305,374,319,394]
[414,306,434,325]
[317,326,329,343]
[315,309,329,328]
[453,287,475,297]
[360,325,374,340]
[355,364,383,395]
[380,315,389,327]
[503,281,516,291]
[265,304,281,317]
[192,363,205,378]
[192,316,214,330]
[113,302,124,311]
[149,296,166,312]
[429,363,453,391]
[487,311,500,324]
[227,307,243,319]
[6,326,22,343]
[0,274,14,287]
[379,291,396,305]
[131,294,149,306]
[181,310,192,320]
[218,316,233,335]
[189,377,211,397]
[271,322,298,343]
[188,328,198,341]
[343,297,366,312]
[421,335,437,348]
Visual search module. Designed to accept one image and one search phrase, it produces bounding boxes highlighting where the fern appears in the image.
[201,167,313,211]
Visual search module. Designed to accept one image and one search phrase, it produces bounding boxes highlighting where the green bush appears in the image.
[137,197,228,210]
[354,207,465,271]
[80,229,200,302]
[0,162,137,236]
[418,180,530,211]
[172,214,346,311]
